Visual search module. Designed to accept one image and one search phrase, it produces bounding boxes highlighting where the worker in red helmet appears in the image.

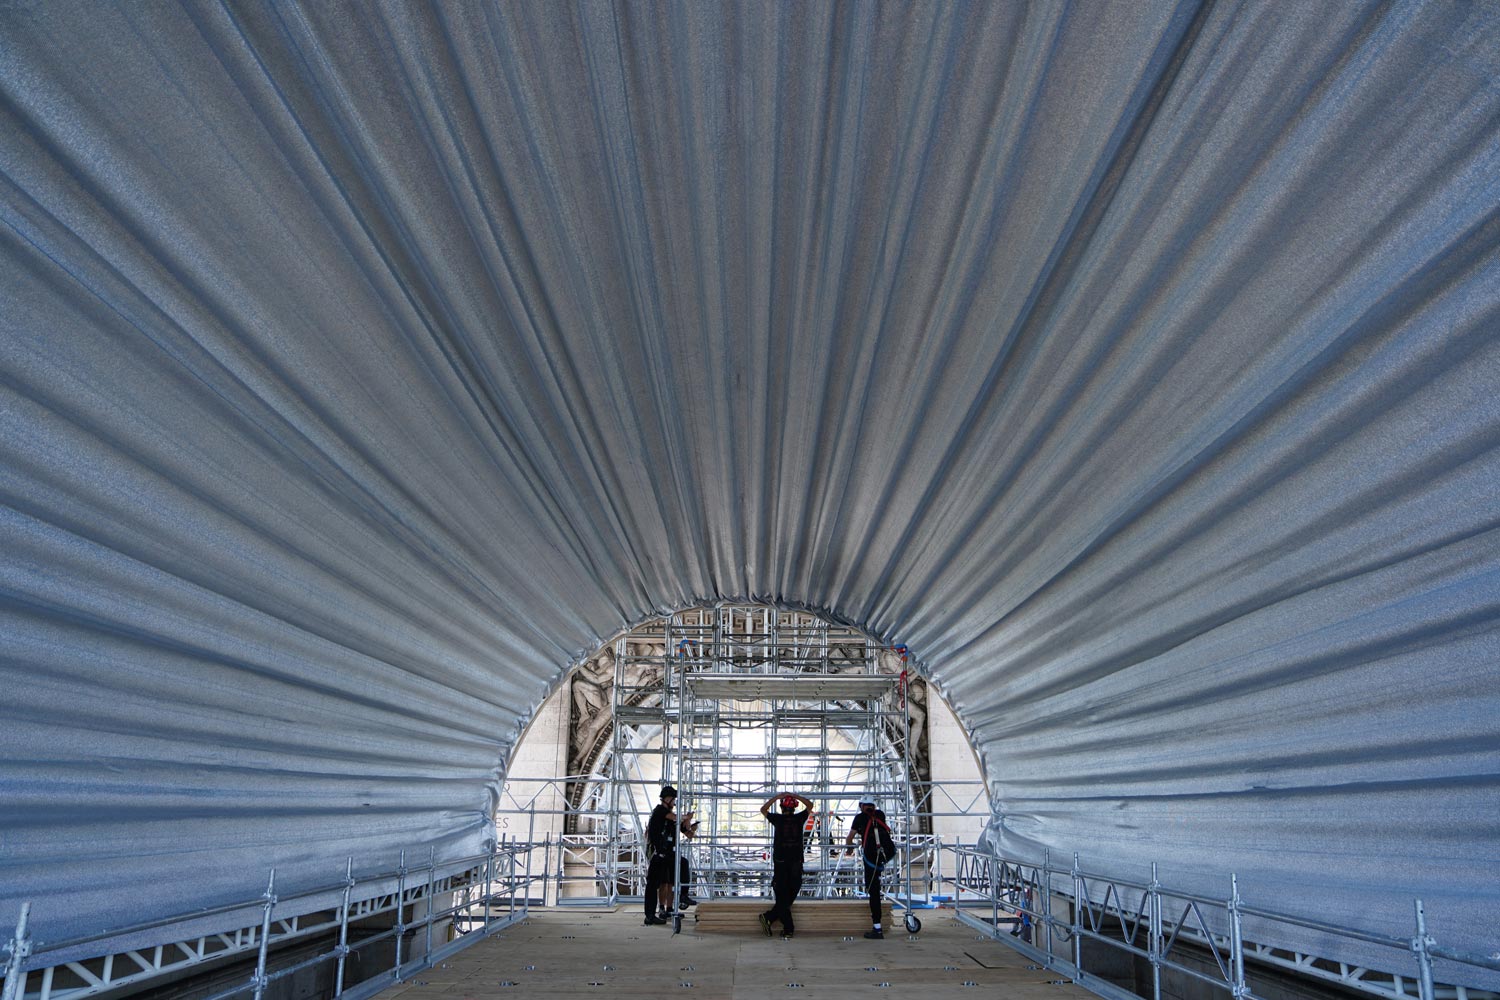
[846,797,896,939]
[759,791,813,938]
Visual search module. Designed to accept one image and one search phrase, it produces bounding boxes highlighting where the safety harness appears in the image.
[858,812,894,869]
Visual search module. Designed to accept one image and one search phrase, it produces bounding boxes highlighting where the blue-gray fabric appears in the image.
[2,0,1497,980]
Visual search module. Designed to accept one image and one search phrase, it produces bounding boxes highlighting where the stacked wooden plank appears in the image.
[691,898,893,936]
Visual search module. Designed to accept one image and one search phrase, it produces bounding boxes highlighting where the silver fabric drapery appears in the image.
[3,1,1497,979]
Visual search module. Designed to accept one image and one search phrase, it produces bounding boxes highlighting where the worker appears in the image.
[846,797,896,939]
[759,791,813,938]
[643,785,679,925]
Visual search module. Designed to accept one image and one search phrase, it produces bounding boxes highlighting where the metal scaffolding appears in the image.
[590,603,918,907]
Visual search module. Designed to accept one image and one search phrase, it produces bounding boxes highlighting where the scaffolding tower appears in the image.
[600,604,916,906]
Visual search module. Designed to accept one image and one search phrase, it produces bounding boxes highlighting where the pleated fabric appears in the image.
[2,1,1496,978]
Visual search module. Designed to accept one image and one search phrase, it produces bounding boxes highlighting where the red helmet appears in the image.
[780,795,799,810]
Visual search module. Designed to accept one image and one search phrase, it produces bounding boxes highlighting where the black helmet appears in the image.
[661,785,678,798]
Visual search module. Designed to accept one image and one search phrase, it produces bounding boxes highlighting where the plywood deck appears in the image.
[378,907,1094,999]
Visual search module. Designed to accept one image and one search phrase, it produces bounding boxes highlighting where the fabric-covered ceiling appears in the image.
[3,0,1497,977]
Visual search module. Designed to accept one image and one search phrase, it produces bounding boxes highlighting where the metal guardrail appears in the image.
[9,836,1491,1000]
[0,841,541,1000]
[941,844,1498,1000]
[541,831,943,907]
[495,774,989,907]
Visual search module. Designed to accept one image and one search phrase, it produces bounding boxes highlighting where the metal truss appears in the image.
[2,845,537,1000]
[943,844,1499,1000]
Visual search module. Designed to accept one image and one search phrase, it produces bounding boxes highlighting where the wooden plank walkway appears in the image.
[379,906,1095,999]
[692,898,892,935]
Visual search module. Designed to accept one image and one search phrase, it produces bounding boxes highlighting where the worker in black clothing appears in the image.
[759,792,813,938]
[846,796,896,938]
[643,785,679,925]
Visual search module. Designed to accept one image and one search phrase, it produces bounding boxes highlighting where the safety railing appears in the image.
[497,773,989,908]
[16,835,1491,1000]
[1,841,540,1000]
[546,831,926,906]
[939,843,1499,1000]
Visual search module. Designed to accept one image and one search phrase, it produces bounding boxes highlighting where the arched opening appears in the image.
[497,602,989,906]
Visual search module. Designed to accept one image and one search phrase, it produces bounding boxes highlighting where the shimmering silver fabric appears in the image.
[3,1,1497,978]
